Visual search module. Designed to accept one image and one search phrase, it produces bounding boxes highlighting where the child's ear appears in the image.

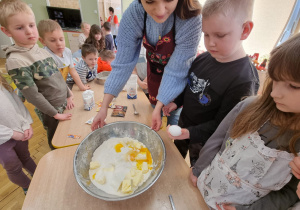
[39,37,46,46]
[1,26,12,37]
[241,21,254,40]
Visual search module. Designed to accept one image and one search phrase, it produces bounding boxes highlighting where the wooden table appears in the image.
[22,132,209,210]
[52,80,153,148]
[23,79,209,209]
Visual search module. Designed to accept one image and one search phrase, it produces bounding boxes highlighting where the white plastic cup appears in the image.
[126,74,137,99]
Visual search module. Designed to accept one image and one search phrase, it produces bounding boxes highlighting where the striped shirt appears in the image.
[75,58,97,84]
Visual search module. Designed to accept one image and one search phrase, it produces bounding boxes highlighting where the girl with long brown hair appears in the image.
[85,24,105,53]
[191,33,300,209]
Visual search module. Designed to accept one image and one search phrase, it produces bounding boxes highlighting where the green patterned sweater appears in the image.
[5,44,70,117]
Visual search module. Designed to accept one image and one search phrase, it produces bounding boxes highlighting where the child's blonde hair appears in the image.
[202,0,254,23]
[99,50,115,61]
[0,0,34,28]
[231,33,300,155]
[80,22,89,30]
[0,74,13,92]
[37,19,62,39]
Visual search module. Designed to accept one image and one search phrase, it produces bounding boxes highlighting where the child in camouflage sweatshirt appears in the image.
[0,0,74,149]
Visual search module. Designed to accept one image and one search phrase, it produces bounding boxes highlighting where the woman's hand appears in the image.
[91,94,114,131]
[216,204,236,210]
[166,125,189,140]
[162,102,177,116]
[290,157,300,179]
[190,169,198,187]
[91,108,107,130]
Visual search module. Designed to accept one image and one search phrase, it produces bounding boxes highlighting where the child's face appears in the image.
[83,53,98,69]
[271,80,300,113]
[40,29,65,56]
[82,24,90,35]
[202,13,245,63]
[94,33,102,41]
[1,12,38,48]
[140,0,178,24]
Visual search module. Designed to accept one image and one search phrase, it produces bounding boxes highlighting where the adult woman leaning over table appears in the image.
[91,0,202,131]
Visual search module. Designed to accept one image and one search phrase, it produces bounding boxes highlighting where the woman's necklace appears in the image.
[158,24,163,40]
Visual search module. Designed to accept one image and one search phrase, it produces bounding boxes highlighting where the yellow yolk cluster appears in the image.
[115,141,153,194]
[89,138,153,195]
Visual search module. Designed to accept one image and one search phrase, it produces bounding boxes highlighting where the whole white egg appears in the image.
[168,125,182,137]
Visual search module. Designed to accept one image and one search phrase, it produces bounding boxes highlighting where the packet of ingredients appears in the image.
[111,105,127,117]
[96,102,115,112]
[67,134,81,139]
[85,116,95,125]
[82,90,95,111]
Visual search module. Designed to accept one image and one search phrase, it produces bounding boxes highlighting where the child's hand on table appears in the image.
[162,102,177,116]
[54,113,72,121]
[80,84,90,91]
[67,96,75,110]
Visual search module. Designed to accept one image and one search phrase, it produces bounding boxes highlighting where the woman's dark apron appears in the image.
[142,12,176,105]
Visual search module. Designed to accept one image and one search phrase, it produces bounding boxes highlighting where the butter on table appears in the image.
[121,179,132,193]
[90,161,100,170]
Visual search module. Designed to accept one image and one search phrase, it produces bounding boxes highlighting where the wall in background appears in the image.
[0,33,13,59]
[49,0,79,9]
[198,0,296,59]
[79,0,100,25]
[23,0,48,25]
[122,0,133,16]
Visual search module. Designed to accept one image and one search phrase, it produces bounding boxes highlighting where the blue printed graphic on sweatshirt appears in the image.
[188,72,211,105]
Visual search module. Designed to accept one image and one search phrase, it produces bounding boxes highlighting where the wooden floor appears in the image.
[0,102,51,210]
